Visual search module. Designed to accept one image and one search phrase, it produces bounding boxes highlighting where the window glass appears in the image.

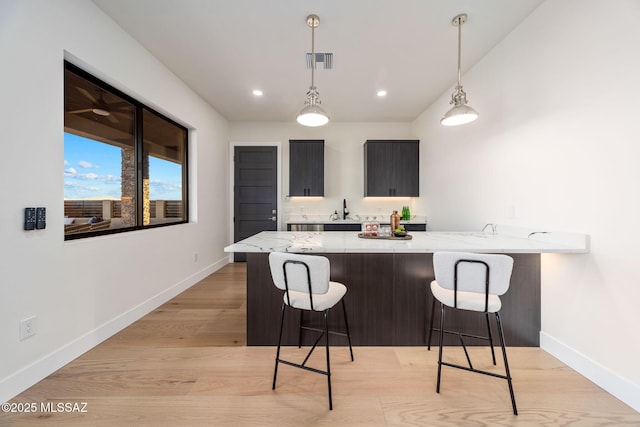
[64,67,136,236]
[142,108,187,225]
[64,62,188,238]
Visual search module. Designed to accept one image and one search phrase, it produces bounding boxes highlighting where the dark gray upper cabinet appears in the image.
[289,140,324,196]
[364,140,419,197]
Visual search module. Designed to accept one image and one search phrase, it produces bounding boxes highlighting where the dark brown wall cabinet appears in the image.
[364,140,419,197]
[289,140,324,196]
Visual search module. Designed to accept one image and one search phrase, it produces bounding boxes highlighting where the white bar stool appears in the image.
[268,252,354,410]
[429,251,518,415]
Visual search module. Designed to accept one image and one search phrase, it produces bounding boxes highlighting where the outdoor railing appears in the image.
[64,200,183,219]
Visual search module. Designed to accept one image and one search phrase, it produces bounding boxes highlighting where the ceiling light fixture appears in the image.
[296,14,329,127]
[252,89,263,96]
[377,90,387,97]
[441,13,478,126]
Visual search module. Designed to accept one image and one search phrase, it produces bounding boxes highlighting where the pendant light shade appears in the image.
[297,14,329,127]
[297,104,330,127]
[297,86,329,126]
[441,13,478,126]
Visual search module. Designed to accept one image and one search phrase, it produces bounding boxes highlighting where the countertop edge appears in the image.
[224,230,589,254]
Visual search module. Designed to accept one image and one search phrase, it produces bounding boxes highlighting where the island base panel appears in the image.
[246,252,540,346]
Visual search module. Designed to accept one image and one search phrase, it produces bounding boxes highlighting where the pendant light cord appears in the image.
[456,17,462,87]
[311,21,316,88]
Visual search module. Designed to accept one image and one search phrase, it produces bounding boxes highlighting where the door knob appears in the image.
[269,216,276,221]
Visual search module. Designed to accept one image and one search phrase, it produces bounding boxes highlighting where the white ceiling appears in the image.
[93,0,544,123]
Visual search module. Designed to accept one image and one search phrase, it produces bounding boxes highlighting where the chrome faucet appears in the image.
[528,231,549,238]
[482,223,497,234]
[343,199,349,220]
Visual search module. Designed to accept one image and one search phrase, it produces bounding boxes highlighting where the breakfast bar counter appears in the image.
[224,229,587,347]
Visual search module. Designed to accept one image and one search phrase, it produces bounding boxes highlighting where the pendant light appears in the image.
[297,14,329,127]
[441,13,478,126]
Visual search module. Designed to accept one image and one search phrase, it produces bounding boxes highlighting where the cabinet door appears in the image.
[364,140,419,197]
[289,140,324,196]
[364,141,394,196]
[391,141,419,197]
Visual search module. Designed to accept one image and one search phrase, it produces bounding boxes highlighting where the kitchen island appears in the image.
[224,229,587,347]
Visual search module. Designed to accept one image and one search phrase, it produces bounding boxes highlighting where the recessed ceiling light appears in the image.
[377,90,387,97]
[252,89,263,96]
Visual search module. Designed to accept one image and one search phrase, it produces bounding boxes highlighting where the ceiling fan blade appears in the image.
[76,87,97,103]
[66,108,93,114]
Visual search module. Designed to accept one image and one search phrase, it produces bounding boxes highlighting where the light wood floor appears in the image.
[5,262,640,426]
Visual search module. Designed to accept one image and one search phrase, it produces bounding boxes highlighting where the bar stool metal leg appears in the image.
[436,303,445,393]
[272,303,286,390]
[325,310,333,410]
[496,312,518,415]
[486,312,496,365]
[427,297,436,350]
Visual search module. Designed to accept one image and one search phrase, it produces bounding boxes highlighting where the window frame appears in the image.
[64,61,189,240]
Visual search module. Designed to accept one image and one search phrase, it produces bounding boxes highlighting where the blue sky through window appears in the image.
[64,133,182,200]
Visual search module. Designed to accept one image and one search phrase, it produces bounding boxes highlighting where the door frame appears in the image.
[228,141,282,262]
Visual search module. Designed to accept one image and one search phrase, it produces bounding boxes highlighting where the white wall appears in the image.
[229,121,417,223]
[0,0,230,401]
[412,0,640,411]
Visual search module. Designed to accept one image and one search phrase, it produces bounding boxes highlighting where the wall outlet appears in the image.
[20,316,36,340]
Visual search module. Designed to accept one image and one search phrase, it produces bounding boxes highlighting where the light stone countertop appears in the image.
[224,229,589,254]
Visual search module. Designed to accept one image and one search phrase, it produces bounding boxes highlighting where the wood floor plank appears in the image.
[3,262,639,426]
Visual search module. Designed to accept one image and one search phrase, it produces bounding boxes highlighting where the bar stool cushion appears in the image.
[283,281,347,311]
[430,280,502,312]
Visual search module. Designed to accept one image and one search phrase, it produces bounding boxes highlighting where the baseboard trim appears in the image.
[540,332,640,412]
[0,257,229,403]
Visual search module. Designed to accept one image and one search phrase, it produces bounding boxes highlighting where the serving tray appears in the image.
[357,233,412,240]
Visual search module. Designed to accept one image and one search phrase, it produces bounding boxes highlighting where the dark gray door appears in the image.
[233,146,278,262]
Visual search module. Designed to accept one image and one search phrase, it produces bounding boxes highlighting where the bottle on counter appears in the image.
[404,205,411,220]
[391,210,401,231]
